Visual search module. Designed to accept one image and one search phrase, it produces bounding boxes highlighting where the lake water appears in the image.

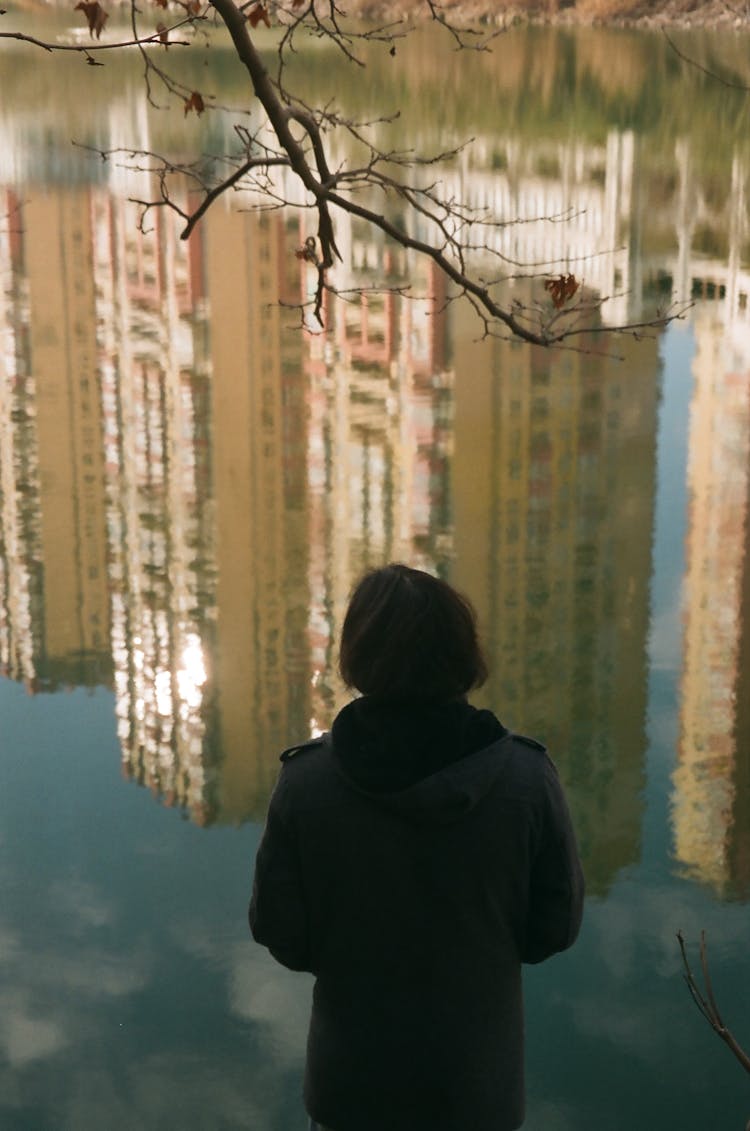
[0,17,749,1131]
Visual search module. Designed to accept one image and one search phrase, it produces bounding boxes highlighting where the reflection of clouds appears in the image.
[229,942,311,1062]
[47,877,116,931]
[0,923,21,962]
[524,1098,578,1131]
[167,919,312,1065]
[0,873,152,1076]
[0,872,301,1129]
[558,880,750,1065]
[583,881,749,984]
[56,1056,266,1131]
[648,590,684,676]
[524,877,750,1129]
[0,988,68,1067]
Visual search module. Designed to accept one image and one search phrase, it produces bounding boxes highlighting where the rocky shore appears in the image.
[343,1,749,30]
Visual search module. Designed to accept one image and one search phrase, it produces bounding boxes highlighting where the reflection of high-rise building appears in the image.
[90,190,314,825]
[730,483,750,896]
[451,297,658,896]
[204,207,309,822]
[0,189,44,688]
[674,307,750,900]
[95,192,220,824]
[0,189,110,691]
[24,191,112,688]
[305,213,454,730]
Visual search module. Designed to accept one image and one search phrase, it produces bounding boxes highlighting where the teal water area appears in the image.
[0,18,749,1130]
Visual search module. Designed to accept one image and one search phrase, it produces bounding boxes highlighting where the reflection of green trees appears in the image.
[3,23,750,179]
[283,26,750,173]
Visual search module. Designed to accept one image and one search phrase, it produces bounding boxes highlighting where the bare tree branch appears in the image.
[663,28,750,91]
[2,0,690,348]
[677,931,750,1075]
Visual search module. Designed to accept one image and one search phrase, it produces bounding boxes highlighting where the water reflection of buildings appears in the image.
[0,188,111,690]
[450,130,641,327]
[203,205,310,821]
[305,214,454,727]
[94,192,219,822]
[451,302,657,896]
[673,302,750,900]
[94,191,312,824]
[0,188,43,687]
[0,116,749,861]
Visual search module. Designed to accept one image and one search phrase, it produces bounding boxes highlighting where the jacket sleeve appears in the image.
[523,756,584,964]
[248,773,311,973]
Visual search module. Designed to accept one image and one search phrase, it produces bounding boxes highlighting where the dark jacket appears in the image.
[249,698,584,1131]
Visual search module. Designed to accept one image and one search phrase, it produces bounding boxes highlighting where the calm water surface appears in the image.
[0,21,749,1131]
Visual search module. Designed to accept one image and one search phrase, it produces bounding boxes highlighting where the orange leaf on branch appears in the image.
[73,0,109,39]
[156,21,169,45]
[183,91,205,116]
[153,0,169,8]
[247,2,270,27]
[295,236,319,264]
[544,273,580,310]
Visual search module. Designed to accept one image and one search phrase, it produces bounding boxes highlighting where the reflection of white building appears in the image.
[446,130,639,325]
[93,191,217,821]
[0,190,44,687]
[314,130,641,328]
[671,149,750,330]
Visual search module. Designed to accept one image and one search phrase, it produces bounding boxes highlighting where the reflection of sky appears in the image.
[2,662,749,1129]
[0,679,305,1130]
[641,323,694,879]
[648,324,695,679]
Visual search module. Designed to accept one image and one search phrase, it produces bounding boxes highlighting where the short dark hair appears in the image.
[338,563,488,702]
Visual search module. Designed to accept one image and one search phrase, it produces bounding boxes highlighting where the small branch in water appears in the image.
[677,930,750,1075]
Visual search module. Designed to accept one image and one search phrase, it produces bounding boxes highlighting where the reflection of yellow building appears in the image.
[730,520,750,895]
[451,297,657,896]
[304,214,454,730]
[0,188,110,690]
[674,308,750,900]
[205,208,309,821]
[90,194,312,825]
[24,191,112,688]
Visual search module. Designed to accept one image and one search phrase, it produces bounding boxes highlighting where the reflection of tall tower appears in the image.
[674,308,750,900]
[452,297,658,895]
[205,208,310,821]
[24,191,112,688]
[730,468,750,897]
[95,192,219,824]
[305,216,454,729]
[0,190,44,687]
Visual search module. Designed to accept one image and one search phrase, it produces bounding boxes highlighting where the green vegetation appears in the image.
[2,21,749,184]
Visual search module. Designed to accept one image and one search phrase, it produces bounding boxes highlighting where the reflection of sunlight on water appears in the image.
[154,668,172,718]
[176,633,207,712]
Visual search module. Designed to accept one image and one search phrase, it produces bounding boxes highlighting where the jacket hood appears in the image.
[330,697,510,823]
